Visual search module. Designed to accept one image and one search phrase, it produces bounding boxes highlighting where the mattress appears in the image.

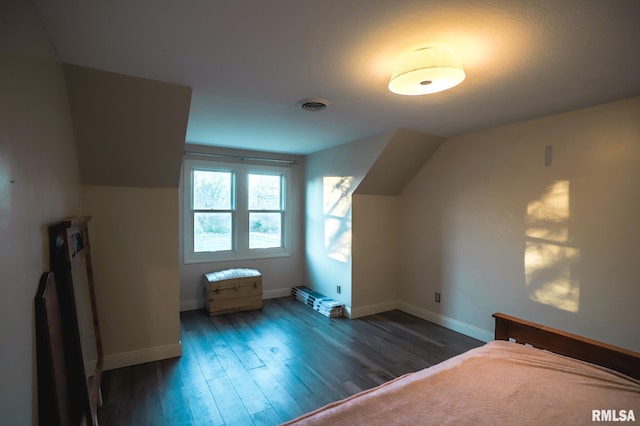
[283,340,640,425]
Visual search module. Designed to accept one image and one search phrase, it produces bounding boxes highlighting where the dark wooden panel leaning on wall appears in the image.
[36,217,103,426]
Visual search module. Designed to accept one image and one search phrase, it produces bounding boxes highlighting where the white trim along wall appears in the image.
[180,287,293,312]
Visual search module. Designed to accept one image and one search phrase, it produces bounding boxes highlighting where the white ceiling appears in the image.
[33,0,640,155]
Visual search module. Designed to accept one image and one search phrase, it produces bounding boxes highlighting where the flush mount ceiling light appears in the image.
[388,46,465,95]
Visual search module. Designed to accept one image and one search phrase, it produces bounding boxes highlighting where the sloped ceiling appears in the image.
[356,129,444,196]
[64,64,192,188]
[33,0,640,155]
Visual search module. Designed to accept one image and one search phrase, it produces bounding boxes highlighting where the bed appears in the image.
[283,313,640,425]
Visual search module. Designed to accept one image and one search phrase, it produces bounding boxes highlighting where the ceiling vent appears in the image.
[297,98,330,112]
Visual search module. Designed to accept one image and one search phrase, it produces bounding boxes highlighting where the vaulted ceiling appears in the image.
[33,0,640,154]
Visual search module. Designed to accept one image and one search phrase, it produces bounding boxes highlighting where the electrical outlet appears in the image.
[337,285,341,294]
[435,292,441,303]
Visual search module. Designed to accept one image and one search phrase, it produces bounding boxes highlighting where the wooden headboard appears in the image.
[493,313,640,380]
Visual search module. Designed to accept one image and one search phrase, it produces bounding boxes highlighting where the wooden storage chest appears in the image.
[203,268,262,316]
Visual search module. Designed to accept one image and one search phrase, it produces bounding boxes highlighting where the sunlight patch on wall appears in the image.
[525,180,580,313]
[323,176,353,263]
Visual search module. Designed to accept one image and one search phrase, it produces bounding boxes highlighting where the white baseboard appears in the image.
[180,287,291,312]
[343,306,352,319]
[348,299,492,342]
[263,287,291,299]
[103,342,182,371]
[349,300,399,319]
[181,293,492,341]
[396,302,493,342]
[180,299,203,312]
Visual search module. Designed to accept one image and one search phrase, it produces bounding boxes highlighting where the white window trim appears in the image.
[183,158,291,264]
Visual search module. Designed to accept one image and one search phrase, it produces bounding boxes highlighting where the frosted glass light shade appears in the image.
[389,47,465,95]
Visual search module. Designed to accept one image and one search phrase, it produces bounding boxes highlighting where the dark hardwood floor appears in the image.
[98,297,483,425]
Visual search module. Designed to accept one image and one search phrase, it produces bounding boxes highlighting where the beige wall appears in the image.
[179,145,307,309]
[352,195,399,315]
[350,129,444,316]
[63,63,190,368]
[305,132,391,312]
[82,185,181,368]
[399,97,640,352]
[0,0,83,423]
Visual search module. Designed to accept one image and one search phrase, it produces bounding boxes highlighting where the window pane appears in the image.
[249,212,281,249]
[194,213,231,251]
[248,174,281,210]
[193,170,232,209]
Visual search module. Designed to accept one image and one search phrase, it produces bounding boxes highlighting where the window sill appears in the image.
[183,249,291,264]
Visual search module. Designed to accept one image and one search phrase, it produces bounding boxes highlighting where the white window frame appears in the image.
[183,158,291,263]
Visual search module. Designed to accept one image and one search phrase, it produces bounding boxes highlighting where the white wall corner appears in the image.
[396,302,494,342]
[103,342,183,371]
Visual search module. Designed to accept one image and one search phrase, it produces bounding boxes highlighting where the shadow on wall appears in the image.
[525,180,580,313]
[323,176,354,263]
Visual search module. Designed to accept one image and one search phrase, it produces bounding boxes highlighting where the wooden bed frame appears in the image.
[493,312,640,380]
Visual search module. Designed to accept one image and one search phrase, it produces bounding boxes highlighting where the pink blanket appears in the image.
[283,341,640,425]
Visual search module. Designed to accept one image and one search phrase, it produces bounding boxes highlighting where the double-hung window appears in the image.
[183,158,290,263]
